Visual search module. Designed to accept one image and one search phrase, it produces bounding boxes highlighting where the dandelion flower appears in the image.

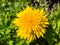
[13,6,49,42]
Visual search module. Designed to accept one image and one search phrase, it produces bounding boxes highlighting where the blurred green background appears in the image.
[0,0,60,45]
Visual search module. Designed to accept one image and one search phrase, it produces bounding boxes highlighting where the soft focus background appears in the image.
[0,0,60,45]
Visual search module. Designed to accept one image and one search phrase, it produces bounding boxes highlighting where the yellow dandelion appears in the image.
[13,6,49,42]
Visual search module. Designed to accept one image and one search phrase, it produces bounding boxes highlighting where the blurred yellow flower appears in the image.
[13,6,49,42]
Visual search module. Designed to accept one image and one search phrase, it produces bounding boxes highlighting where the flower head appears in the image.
[13,6,49,42]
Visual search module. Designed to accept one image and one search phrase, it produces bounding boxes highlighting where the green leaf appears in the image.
[16,40,24,45]
[45,25,55,45]
[7,40,13,45]
[56,42,60,45]
[55,13,60,34]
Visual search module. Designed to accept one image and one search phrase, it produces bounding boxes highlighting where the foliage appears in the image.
[0,0,60,45]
